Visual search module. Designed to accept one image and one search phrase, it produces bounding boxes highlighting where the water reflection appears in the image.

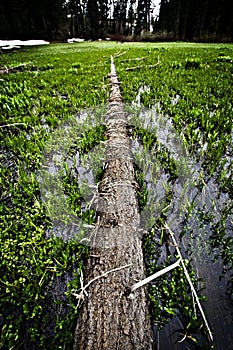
[129,101,233,350]
[40,102,232,349]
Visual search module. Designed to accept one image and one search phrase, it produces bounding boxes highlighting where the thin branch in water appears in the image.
[0,122,34,129]
[125,60,160,71]
[122,57,147,63]
[114,48,130,58]
[0,63,33,74]
[164,222,214,342]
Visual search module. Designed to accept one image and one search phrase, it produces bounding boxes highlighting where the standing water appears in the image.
[127,91,233,349]
[39,101,232,349]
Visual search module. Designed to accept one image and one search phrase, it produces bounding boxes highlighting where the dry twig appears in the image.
[0,63,33,74]
[164,223,213,342]
[73,263,132,307]
[122,57,147,63]
[125,61,160,71]
[114,49,130,58]
[130,259,181,292]
[0,122,34,129]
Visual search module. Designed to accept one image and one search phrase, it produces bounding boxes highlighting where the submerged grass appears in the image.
[0,42,233,349]
[116,43,233,348]
[0,42,112,349]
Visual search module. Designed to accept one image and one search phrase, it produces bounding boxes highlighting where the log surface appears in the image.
[73,56,153,350]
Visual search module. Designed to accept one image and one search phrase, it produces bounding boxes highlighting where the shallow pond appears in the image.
[39,104,232,349]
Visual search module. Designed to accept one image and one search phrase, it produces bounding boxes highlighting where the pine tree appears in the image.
[112,0,128,35]
[135,0,151,35]
[127,0,137,35]
[86,0,99,39]
[99,0,109,30]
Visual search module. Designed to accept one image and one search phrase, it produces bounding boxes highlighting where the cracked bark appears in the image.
[73,56,153,350]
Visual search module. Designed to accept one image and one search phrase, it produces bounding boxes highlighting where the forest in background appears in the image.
[0,0,233,43]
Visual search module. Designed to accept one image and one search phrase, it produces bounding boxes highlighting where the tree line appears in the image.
[158,0,233,41]
[0,0,153,40]
[0,0,232,41]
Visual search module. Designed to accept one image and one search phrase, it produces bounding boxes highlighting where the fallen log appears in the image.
[73,56,153,349]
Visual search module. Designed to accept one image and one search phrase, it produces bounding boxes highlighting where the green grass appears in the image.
[1,41,233,349]
[0,42,112,349]
[116,43,233,347]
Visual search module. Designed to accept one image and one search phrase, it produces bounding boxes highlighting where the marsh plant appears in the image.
[0,42,232,349]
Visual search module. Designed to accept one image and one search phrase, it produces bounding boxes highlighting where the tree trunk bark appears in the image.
[73,56,153,350]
